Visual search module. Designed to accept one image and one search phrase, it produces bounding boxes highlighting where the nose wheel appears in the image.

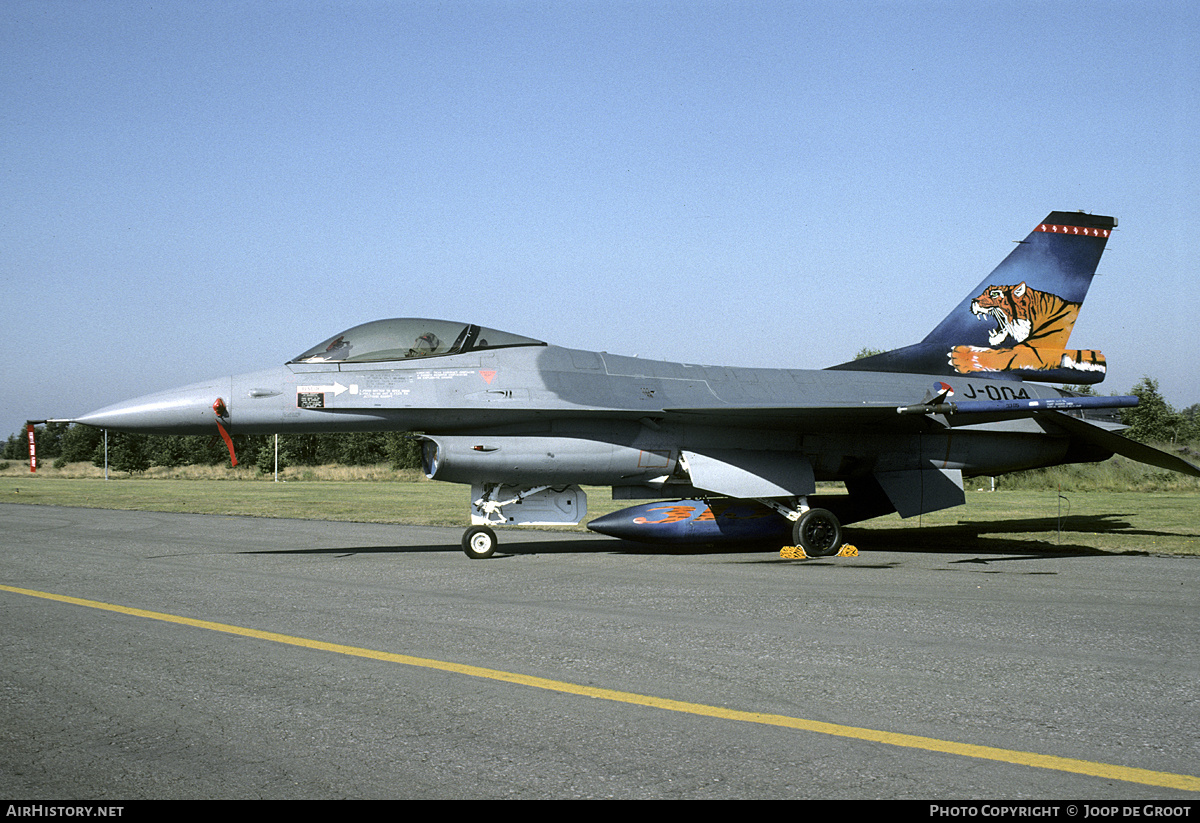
[462,525,498,559]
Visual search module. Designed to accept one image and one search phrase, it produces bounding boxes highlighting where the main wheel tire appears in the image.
[793,508,841,557]
[462,525,498,559]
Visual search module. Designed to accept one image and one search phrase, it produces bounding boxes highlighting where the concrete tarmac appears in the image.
[1,503,1197,799]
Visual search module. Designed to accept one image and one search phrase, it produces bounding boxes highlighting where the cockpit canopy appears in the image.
[289,318,546,364]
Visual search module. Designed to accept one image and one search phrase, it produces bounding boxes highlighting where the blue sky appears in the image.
[4,0,1198,440]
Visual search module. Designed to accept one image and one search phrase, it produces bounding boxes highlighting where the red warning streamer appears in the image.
[212,399,238,467]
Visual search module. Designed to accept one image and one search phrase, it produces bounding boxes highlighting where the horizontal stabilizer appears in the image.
[1041,411,1200,477]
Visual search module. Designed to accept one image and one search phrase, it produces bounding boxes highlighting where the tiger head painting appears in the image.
[970,281,1078,347]
[948,282,1103,375]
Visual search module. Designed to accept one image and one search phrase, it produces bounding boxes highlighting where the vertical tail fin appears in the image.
[829,211,1116,384]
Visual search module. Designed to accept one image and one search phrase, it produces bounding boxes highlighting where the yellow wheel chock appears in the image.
[779,544,858,560]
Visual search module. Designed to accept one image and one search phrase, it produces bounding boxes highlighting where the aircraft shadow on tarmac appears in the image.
[841,512,1168,557]
[239,511,1175,559]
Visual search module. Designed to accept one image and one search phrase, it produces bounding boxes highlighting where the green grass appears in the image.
[2,463,1197,555]
[997,450,1200,493]
[0,472,470,524]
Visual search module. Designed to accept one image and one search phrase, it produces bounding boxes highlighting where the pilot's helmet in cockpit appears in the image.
[412,332,441,356]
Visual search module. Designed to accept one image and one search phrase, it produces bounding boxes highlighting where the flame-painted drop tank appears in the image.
[587,499,789,545]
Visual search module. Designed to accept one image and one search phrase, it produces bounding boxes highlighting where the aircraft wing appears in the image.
[658,402,922,431]
[659,396,1198,479]
[1036,410,1200,477]
[659,393,1141,430]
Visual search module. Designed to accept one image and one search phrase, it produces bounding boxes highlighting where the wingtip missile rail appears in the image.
[896,394,1139,416]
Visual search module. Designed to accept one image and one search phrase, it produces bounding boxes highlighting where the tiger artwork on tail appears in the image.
[948,282,1106,376]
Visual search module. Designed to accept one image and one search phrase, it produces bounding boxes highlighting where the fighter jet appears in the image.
[74,210,1199,558]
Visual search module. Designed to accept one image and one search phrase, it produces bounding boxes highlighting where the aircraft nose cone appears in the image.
[75,378,232,434]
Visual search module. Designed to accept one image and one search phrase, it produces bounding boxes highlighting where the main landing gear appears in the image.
[759,497,843,558]
[792,507,842,557]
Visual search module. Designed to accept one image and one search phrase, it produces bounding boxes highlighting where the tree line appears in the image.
[3,425,424,474]
[1119,377,1200,445]
[5,376,1197,475]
